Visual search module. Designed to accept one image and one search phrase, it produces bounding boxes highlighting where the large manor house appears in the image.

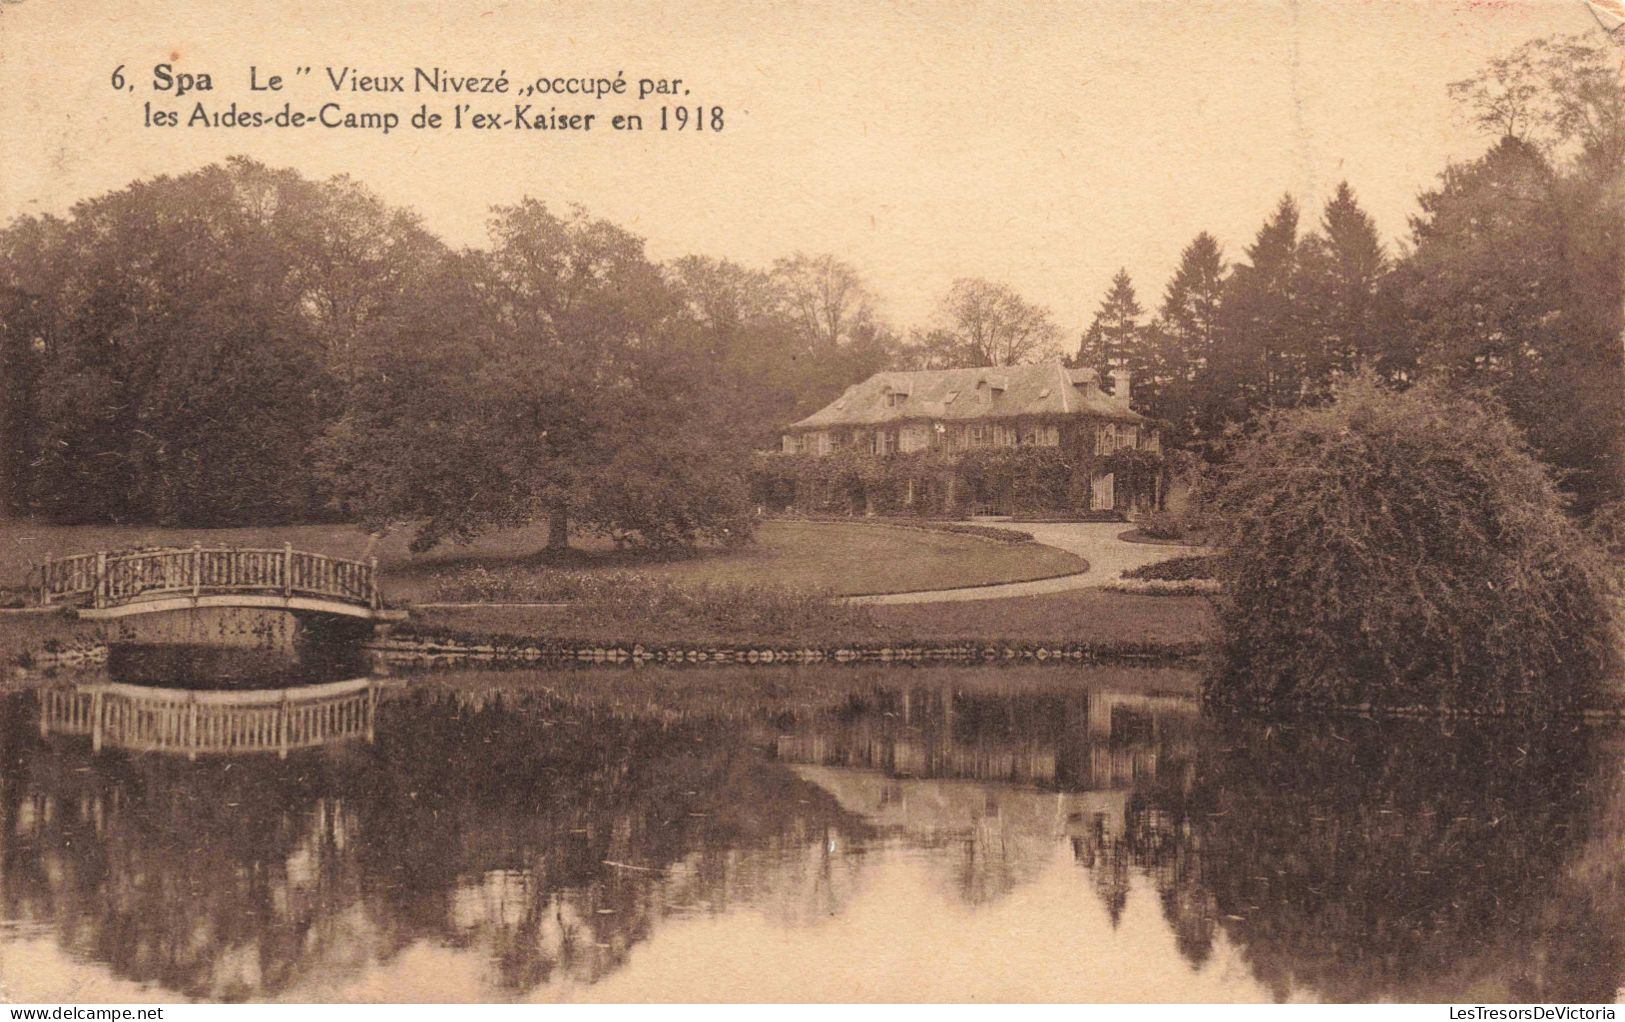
[772,362,1162,517]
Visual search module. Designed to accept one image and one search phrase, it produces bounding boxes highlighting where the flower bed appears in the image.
[767,513,1035,543]
[1007,511,1126,524]
[1105,579,1220,597]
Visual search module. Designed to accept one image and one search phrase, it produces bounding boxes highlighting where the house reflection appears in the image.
[762,676,1625,1002]
[768,680,1201,910]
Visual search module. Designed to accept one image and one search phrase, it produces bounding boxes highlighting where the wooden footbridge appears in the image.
[39,677,385,758]
[36,545,404,622]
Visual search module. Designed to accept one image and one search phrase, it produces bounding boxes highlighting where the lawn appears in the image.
[409,587,1216,649]
[0,518,1086,602]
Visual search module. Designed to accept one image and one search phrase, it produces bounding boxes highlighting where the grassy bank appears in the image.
[410,587,1216,649]
[0,611,104,667]
[0,518,1085,602]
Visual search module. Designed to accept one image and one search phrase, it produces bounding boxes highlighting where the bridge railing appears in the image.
[38,545,381,610]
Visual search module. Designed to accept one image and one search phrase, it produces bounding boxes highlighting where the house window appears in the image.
[969,424,988,446]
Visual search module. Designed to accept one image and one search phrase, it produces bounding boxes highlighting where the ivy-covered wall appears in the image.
[750,444,1167,517]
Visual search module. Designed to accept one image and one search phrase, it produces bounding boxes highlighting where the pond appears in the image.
[1,659,1621,1003]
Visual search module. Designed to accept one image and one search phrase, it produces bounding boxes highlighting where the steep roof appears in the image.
[788,362,1142,430]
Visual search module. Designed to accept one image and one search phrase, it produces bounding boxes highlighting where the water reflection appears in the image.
[1,666,1620,1002]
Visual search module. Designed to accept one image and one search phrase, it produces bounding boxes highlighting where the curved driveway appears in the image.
[847,522,1201,606]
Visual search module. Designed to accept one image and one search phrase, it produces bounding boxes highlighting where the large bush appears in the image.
[1203,377,1617,713]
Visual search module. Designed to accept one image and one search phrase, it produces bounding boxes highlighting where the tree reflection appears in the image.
[1077,715,1625,1002]
[0,687,869,1000]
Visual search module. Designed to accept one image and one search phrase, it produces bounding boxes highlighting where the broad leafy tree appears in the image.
[333,201,754,552]
[931,277,1060,367]
[1402,30,1623,511]
[15,160,333,524]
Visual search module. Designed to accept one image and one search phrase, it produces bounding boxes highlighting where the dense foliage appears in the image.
[1203,378,1617,712]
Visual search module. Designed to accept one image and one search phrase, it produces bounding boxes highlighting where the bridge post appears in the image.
[284,543,294,598]
[278,688,289,760]
[192,544,201,598]
[369,556,380,609]
[90,690,103,752]
[366,682,377,743]
[40,553,50,606]
[93,551,106,610]
[187,693,199,762]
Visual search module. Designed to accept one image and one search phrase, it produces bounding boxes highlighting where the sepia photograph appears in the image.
[0,0,1622,1008]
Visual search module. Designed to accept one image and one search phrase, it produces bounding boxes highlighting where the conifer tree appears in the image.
[1297,182,1390,394]
[1206,195,1303,429]
[1076,269,1147,400]
[1147,232,1226,445]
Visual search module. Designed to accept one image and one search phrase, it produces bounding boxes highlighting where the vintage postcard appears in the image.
[0,0,1622,1008]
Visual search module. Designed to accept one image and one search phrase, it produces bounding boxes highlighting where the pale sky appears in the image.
[0,0,1606,336]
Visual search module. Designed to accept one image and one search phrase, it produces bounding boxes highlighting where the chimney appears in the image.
[1106,367,1132,404]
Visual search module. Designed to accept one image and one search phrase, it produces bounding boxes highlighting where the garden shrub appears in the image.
[1138,511,1190,541]
[1203,376,1617,714]
[1122,555,1217,581]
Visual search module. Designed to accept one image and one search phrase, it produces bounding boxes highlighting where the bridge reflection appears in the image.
[39,678,383,758]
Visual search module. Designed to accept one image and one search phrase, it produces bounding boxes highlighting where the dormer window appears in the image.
[944,390,959,404]
[887,391,908,408]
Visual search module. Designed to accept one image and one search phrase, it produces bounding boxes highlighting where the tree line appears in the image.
[0,31,1617,551]
[0,170,911,548]
[1075,33,1622,513]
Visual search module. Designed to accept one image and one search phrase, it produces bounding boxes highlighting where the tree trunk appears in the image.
[546,502,570,550]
